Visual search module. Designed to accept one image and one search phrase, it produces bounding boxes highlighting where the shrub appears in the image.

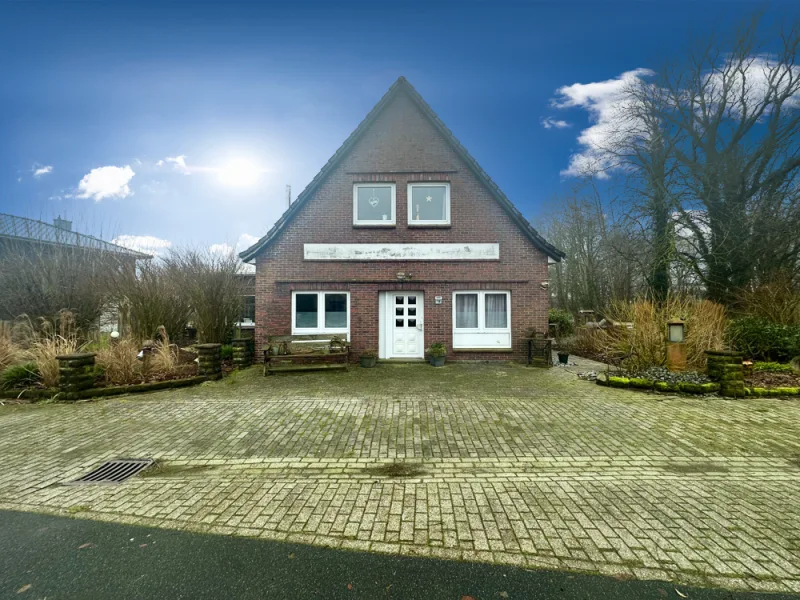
[0,242,120,332]
[1,362,39,389]
[726,317,800,362]
[548,309,575,338]
[426,342,447,357]
[164,248,246,344]
[578,296,727,370]
[96,337,141,385]
[735,275,800,326]
[112,260,191,343]
[220,344,234,361]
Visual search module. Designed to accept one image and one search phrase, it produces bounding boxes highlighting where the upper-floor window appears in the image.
[408,182,450,225]
[353,183,396,226]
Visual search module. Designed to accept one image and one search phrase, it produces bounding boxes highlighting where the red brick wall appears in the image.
[255,92,550,361]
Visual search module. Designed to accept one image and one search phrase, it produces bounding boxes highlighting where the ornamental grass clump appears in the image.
[96,337,141,385]
[0,324,21,373]
[581,296,727,371]
[151,326,179,375]
[22,310,82,388]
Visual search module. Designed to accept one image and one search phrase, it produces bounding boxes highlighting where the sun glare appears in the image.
[217,157,263,187]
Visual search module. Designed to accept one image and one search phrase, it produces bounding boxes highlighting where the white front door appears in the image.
[388,292,424,358]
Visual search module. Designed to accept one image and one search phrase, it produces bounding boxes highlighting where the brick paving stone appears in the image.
[1,361,799,593]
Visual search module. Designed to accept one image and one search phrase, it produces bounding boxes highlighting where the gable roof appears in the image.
[0,213,151,259]
[239,77,564,262]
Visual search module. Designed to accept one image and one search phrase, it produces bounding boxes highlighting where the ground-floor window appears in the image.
[452,290,511,349]
[292,291,350,336]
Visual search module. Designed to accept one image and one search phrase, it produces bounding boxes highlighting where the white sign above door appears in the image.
[304,243,500,261]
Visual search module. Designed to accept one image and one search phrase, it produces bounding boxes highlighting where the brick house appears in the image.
[239,77,564,362]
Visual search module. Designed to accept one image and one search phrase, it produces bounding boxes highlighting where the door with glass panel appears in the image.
[390,293,424,358]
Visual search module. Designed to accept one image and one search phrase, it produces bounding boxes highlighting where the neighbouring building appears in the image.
[239,77,564,362]
[0,213,150,324]
[0,213,149,263]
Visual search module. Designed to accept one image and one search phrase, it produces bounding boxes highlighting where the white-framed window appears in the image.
[353,183,396,226]
[452,291,511,349]
[408,182,450,225]
[292,291,350,336]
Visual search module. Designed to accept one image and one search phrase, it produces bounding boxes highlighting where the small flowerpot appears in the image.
[430,355,446,367]
[360,356,377,368]
[557,352,569,365]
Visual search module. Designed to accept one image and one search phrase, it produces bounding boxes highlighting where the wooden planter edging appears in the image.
[0,375,210,402]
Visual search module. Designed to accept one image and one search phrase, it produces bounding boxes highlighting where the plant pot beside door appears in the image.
[360,351,377,368]
[427,342,447,367]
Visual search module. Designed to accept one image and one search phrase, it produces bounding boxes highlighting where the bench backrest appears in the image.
[266,334,349,356]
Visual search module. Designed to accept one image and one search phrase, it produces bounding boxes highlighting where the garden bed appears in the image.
[0,373,211,402]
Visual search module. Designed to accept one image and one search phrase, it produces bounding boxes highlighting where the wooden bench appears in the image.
[264,334,350,375]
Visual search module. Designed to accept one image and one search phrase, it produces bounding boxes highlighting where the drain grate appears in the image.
[67,459,154,485]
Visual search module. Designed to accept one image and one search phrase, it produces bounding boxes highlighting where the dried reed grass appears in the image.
[96,337,141,385]
[578,296,727,371]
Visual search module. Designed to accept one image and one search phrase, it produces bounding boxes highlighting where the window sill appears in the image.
[407,223,451,228]
[453,348,514,353]
[353,223,396,228]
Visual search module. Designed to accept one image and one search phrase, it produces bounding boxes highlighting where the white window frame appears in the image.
[353,183,396,226]
[291,291,350,337]
[452,290,511,349]
[407,182,450,226]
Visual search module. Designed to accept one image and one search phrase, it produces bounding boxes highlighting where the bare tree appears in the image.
[0,242,123,334]
[110,258,191,342]
[164,247,246,344]
[649,17,800,303]
[539,187,646,313]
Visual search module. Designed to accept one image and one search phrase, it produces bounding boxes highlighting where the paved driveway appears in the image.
[1,361,799,594]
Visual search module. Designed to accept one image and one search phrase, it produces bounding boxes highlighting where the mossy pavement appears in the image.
[1,357,799,594]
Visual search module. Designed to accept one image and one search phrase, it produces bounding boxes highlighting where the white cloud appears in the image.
[207,235,259,273]
[236,233,259,253]
[155,159,164,167]
[164,155,192,174]
[112,235,172,256]
[552,68,654,178]
[32,164,53,177]
[76,165,136,201]
[235,233,258,273]
[209,243,235,256]
[541,117,570,130]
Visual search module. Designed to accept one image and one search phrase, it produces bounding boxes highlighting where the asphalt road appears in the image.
[0,509,795,600]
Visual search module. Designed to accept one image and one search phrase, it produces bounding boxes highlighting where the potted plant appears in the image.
[427,342,447,367]
[556,336,575,365]
[360,350,377,368]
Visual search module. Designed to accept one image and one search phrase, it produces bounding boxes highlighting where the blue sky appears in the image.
[1,1,798,257]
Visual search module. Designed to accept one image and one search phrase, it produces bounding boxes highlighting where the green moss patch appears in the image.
[746,386,800,397]
[607,376,630,388]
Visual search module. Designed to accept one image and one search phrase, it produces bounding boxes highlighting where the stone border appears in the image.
[596,376,720,395]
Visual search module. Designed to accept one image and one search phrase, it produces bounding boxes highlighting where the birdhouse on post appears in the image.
[666,318,687,372]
